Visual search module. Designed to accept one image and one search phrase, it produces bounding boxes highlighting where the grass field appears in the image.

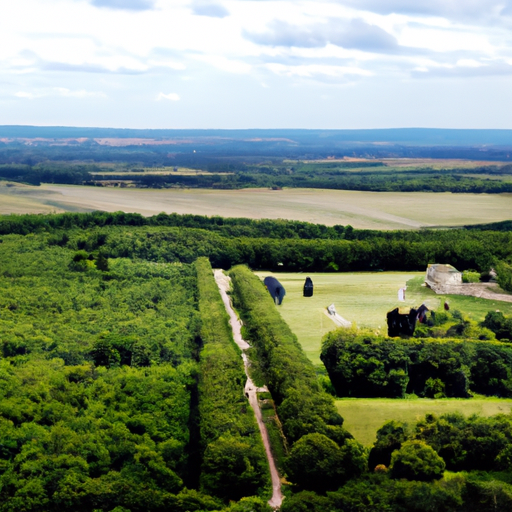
[255,272,512,364]
[2,183,512,230]
[336,397,512,447]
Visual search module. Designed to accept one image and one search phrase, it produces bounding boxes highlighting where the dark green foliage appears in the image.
[0,211,512,274]
[496,260,512,292]
[482,310,512,341]
[284,433,347,492]
[0,233,231,510]
[390,441,446,481]
[414,413,512,472]
[321,329,512,398]
[368,421,410,470]
[0,360,200,511]
[195,258,269,501]
[200,435,266,502]
[327,473,465,512]
[228,265,347,444]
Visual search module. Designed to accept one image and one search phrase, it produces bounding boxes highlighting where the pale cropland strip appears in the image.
[2,184,512,229]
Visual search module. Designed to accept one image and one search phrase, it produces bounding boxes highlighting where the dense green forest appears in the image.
[2,211,512,510]
[0,233,276,511]
[1,211,512,275]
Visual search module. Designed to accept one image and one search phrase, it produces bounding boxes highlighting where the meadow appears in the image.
[336,397,512,447]
[255,272,512,364]
[2,183,512,229]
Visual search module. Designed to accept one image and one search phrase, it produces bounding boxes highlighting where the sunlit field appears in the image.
[255,272,512,364]
[2,183,512,230]
[336,397,512,447]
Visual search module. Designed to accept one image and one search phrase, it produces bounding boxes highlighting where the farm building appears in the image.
[425,264,462,289]
[264,276,286,305]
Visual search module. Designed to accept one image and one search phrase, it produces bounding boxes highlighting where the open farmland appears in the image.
[255,272,512,364]
[2,183,512,229]
[336,397,512,447]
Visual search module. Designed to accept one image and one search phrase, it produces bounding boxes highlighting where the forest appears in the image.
[1,211,512,510]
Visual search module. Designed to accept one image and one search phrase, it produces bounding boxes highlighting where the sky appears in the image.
[2,0,512,129]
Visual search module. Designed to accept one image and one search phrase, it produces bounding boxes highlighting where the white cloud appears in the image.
[14,87,106,99]
[157,92,181,101]
[89,0,156,11]
[2,0,512,128]
[191,1,230,18]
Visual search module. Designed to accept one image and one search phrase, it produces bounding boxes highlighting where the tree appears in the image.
[200,435,266,502]
[390,441,445,482]
[285,433,346,493]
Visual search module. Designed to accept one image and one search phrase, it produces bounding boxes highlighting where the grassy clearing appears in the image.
[336,397,512,447]
[255,272,512,365]
[2,184,512,229]
[255,272,423,364]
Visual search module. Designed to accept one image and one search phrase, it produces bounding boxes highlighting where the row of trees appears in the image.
[195,258,269,502]
[321,328,512,398]
[228,265,367,493]
[94,171,512,194]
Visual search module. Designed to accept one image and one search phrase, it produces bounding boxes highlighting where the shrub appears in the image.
[390,441,445,481]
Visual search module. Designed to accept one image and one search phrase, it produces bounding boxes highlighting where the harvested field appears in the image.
[2,184,512,230]
[336,397,512,447]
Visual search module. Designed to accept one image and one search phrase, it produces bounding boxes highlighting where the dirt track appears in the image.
[427,281,512,303]
[213,269,283,509]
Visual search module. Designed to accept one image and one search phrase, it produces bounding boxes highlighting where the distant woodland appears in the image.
[2,126,512,193]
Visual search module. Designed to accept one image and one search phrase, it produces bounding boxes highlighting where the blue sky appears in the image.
[2,0,512,129]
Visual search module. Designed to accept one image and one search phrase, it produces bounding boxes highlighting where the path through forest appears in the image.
[213,269,283,509]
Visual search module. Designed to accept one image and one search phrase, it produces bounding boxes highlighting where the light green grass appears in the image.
[255,272,512,365]
[255,272,423,364]
[336,397,512,447]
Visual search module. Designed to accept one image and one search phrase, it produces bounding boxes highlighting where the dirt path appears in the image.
[428,282,512,303]
[213,269,284,509]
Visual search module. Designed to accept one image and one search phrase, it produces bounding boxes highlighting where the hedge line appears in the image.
[194,258,269,501]
[321,329,512,398]
[228,265,348,446]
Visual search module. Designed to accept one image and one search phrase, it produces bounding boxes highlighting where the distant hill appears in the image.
[1,126,512,147]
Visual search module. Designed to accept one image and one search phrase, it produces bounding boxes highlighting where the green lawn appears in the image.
[336,397,512,447]
[255,272,512,365]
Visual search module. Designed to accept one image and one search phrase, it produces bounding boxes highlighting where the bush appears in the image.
[462,270,480,283]
[390,441,445,481]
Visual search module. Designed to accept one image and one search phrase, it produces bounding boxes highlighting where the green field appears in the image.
[336,397,512,447]
[2,183,512,230]
[255,272,512,364]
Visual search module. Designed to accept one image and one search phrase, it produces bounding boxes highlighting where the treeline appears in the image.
[1,211,510,274]
[195,258,269,501]
[91,169,512,194]
[228,265,367,492]
[96,226,511,273]
[321,329,512,398]
[0,163,93,185]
